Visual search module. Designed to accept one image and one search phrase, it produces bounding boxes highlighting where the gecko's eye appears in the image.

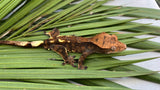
[111,46,116,51]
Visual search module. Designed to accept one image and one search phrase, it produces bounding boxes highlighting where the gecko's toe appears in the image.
[84,66,88,70]
[72,65,77,67]
[62,62,66,66]
[78,65,88,70]
[72,56,76,58]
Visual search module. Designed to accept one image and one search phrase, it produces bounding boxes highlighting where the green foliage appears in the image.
[0,0,160,89]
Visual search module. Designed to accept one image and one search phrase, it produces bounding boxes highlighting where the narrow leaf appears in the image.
[0,0,45,34]
[0,69,155,79]
[0,81,129,90]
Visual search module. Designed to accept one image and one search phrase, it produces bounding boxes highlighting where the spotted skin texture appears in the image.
[0,28,126,69]
[44,28,126,69]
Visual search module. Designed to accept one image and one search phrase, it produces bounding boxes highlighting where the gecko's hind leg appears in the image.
[44,28,60,39]
[78,51,93,70]
[49,44,76,67]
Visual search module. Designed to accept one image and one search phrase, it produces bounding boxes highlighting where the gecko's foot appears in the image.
[62,56,77,68]
[62,61,77,68]
[72,65,77,67]
[78,65,88,70]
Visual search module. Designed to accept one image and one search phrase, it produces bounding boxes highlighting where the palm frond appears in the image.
[0,0,160,89]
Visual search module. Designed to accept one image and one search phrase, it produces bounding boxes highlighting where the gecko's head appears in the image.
[102,34,127,54]
[107,41,127,54]
[92,33,127,54]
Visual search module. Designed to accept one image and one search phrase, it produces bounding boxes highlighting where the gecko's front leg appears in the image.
[49,44,76,67]
[78,51,93,70]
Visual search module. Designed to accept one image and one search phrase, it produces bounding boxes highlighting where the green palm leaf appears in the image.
[0,81,129,90]
[0,0,160,89]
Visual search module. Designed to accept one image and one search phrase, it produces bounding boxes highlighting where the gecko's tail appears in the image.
[0,40,44,47]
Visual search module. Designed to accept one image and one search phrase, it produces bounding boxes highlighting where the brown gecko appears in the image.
[0,28,126,69]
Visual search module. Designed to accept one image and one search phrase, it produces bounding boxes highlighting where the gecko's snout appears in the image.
[108,42,127,54]
[117,42,127,52]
